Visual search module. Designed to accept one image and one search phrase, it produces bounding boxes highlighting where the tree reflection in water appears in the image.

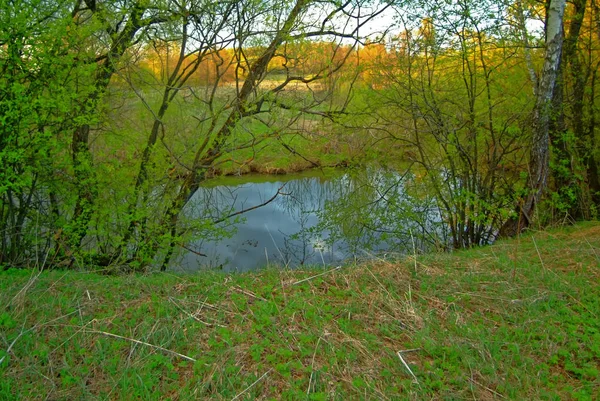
[174,168,448,272]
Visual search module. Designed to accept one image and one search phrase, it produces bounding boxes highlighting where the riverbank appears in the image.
[207,127,394,178]
[1,223,599,399]
[211,138,356,178]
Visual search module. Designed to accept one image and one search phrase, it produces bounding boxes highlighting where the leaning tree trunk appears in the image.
[158,0,308,270]
[500,0,567,236]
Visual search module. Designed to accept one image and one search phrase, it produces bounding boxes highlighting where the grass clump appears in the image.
[1,223,599,400]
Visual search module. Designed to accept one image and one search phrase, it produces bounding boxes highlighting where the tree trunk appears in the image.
[587,65,600,205]
[500,0,566,236]
[158,0,308,270]
[553,0,587,219]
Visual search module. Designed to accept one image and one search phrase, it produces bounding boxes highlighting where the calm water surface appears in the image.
[171,168,441,272]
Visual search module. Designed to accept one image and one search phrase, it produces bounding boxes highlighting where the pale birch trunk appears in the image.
[500,0,566,236]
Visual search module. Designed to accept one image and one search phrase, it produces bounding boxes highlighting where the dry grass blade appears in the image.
[292,266,341,286]
[232,286,268,302]
[584,238,600,263]
[532,236,547,275]
[0,324,27,366]
[265,224,287,267]
[410,228,418,274]
[9,267,45,308]
[397,350,419,384]
[0,310,79,366]
[364,264,392,298]
[1,223,598,399]
[231,368,272,401]
[168,296,226,327]
[468,377,506,399]
[86,329,196,362]
[306,336,322,396]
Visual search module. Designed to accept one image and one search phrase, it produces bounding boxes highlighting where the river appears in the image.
[171,167,443,272]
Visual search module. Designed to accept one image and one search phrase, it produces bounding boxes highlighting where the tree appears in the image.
[501,0,567,235]
[120,0,391,270]
[550,0,600,218]
[65,0,174,257]
[342,0,534,249]
[0,0,98,265]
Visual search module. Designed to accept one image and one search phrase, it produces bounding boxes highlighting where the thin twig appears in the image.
[179,244,207,257]
[231,368,272,401]
[0,323,27,366]
[9,268,43,308]
[364,265,392,298]
[398,348,421,353]
[265,224,286,266]
[50,319,95,356]
[265,247,269,268]
[292,266,341,286]
[86,329,196,361]
[397,350,419,384]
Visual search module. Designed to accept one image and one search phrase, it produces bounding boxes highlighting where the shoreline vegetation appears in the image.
[1,223,598,399]
[205,154,354,179]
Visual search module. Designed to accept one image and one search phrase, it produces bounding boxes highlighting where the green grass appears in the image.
[1,223,599,399]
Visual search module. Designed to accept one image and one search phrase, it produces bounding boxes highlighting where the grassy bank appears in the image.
[1,223,599,400]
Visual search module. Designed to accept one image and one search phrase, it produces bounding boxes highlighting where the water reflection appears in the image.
[172,168,445,272]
